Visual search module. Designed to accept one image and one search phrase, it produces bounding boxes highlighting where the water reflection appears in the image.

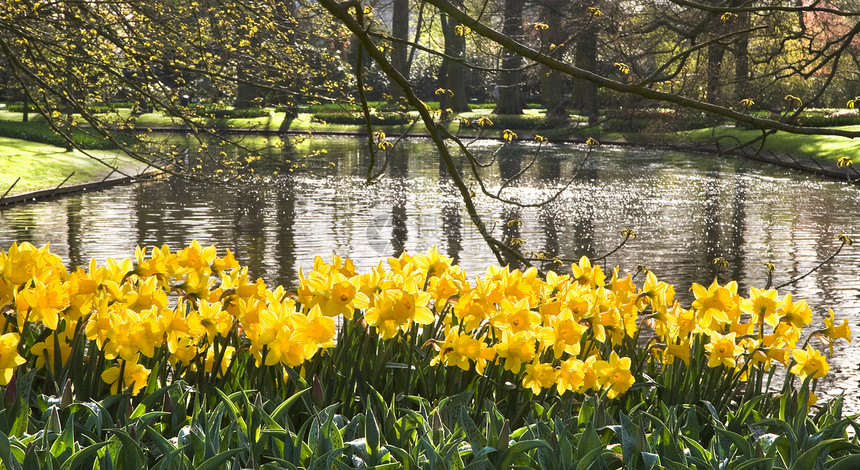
[274,182,297,288]
[390,146,409,257]
[0,138,858,408]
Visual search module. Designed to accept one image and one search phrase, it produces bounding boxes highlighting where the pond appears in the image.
[1,136,858,408]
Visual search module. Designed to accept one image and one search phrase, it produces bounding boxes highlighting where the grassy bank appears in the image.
[0,136,149,198]
[683,125,860,162]
[1,107,857,198]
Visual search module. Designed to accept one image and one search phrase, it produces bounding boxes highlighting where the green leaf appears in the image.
[789,439,860,470]
[11,370,37,438]
[50,413,76,463]
[681,436,711,465]
[641,452,660,469]
[733,457,773,470]
[0,430,24,470]
[195,448,243,470]
[618,411,638,469]
[459,407,487,451]
[574,445,611,470]
[215,388,247,437]
[58,442,110,470]
[69,402,110,436]
[307,446,347,470]
[497,440,553,468]
[384,444,416,470]
[270,388,311,425]
[260,461,299,470]
[204,405,226,461]
[22,446,40,470]
[827,454,860,470]
[714,428,753,460]
[105,428,142,470]
[578,421,602,459]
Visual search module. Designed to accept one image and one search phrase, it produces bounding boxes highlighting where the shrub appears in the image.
[798,114,860,127]
[603,109,717,132]
[459,113,561,130]
[310,110,412,125]
[4,102,139,114]
[196,107,272,119]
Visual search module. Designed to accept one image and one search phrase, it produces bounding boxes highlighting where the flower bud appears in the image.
[311,374,324,409]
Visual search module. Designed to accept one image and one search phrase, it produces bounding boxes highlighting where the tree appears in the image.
[494,0,525,114]
[536,0,568,121]
[389,0,410,108]
[438,11,472,115]
[0,0,351,174]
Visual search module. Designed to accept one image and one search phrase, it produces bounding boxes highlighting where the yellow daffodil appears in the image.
[557,358,587,394]
[571,256,605,288]
[427,272,464,313]
[594,351,635,399]
[204,345,235,377]
[177,240,218,271]
[101,359,151,395]
[187,300,233,342]
[821,308,851,355]
[0,333,26,386]
[523,361,559,394]
[430,326,495,374]
[124,275,168,312]
[545,310,587,358]
[493,297,541,334]
[294,305,336,352]
[662,338,691,366]
[452,289,493,333]
[692,279,739,327]
[778,293,811,330]
[494,330,537,373]
[102,306,165,361]
[364,280,434,340]
[704,331,743,368]
[740,287,780,326]
[413,247,455,280]
[31,327,75,372]
[16,278,71,330]
[306,272,369,320]
[168,335,198,368]
[790,345,829,379]
[211,249,239,273]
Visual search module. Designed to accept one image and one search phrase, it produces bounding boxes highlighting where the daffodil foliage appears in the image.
[0,242,850,420]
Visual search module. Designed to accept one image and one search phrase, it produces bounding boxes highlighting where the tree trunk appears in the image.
[571,24,598,124]
[540,0,567,121]
[390,0,409,109]
[707,42,726,105]
[439,14,471,116]
[276,0,298,118]
[494,0,524,115]
[21,93,29,123]
[733,10,750,105]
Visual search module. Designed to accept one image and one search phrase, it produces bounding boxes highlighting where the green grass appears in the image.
[0,136,148,197]
[683,125,860,162]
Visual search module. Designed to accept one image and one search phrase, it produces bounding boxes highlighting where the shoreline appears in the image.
[0,169,163,207]
[0,129,856,209]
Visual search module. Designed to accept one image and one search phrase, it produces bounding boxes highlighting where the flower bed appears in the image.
[0,242,855,467]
